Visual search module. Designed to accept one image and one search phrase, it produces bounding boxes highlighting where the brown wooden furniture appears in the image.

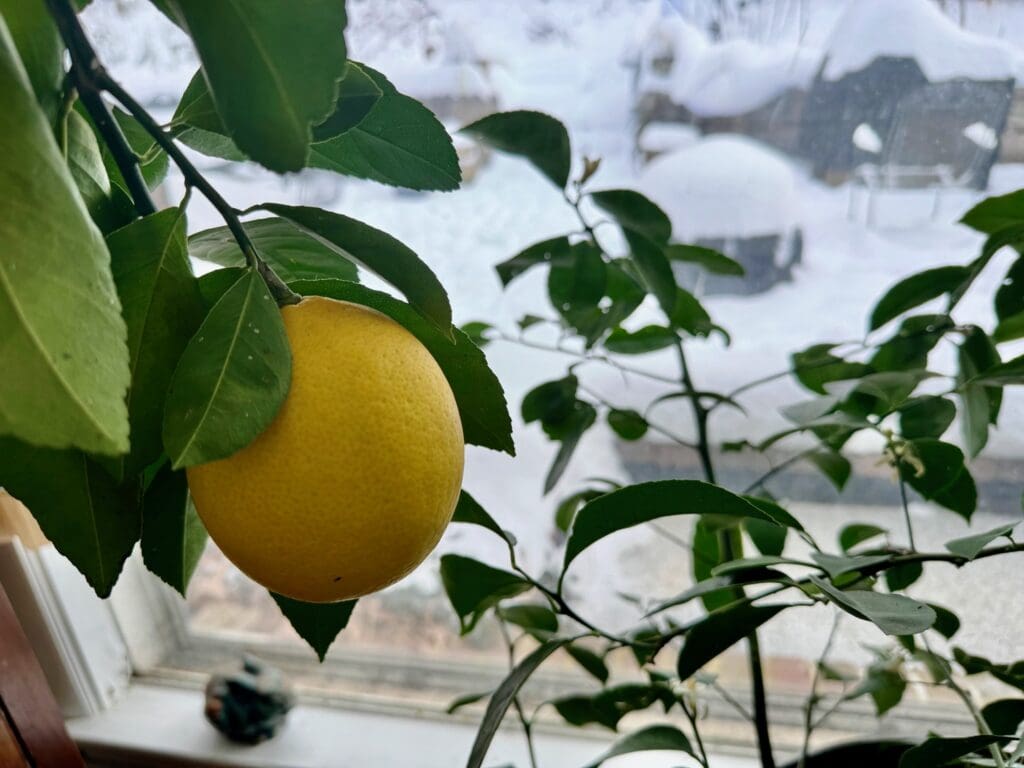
[0,581,85,767]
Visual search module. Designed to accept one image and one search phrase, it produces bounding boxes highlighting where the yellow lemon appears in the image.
[187,296,464,602]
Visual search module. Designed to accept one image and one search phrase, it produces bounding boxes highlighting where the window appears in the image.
[37,0,1024,763]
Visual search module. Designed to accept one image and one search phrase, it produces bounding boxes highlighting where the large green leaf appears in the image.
[65,110,111,218]
[107,208,205,477]
[169,69,246,162]
[0,438,140,596]
[0,19,130,455]
[0,0,62,122]
[808,576,936,635]
[271,593,357,661]
[289,278,513,454]
[983,699,1024,735]
[450,490,517,553]
[555,684,673,731]
[311,62,383,141]
[583,725,695,768]
[460,110,570,188]
[165,0,347,172]
[623,228,677,318]
[677,603,785,680]
[666,244,745,276]
[465,637,572,768]
[439,554,531,634]
[104,107,169,191]
[779,741,911,768]
[961,188,1024,234]
[791,343,872,395]
[900,439,976,520]
[189,217,358,283]
[605,325,677,354]
[263,204,451,332]
[140,463,206,596]
[162,269,291,468]
[590,189,672,244]
[899,735,1010,768]
[562,480,795,577]
[869,266,969,330]
[309,65,459,191]
[898,396,955,439]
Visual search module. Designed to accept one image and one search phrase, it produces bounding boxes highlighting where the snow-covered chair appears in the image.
[847,83,1008,225]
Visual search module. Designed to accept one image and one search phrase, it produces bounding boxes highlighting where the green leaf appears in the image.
[289,279,513,454]
[900,439,977,520]
[712,555,808,576]
[189,217,358,283]
[869,315,951,373]
[944,523,1016,561]
[0,0,62,122]
[496,235,572,286]
[607,409,648,440]
[0,438,140,597]
[271,593,357,661]
[0,20,130,456]
[783,741,911,767]
[623,228,677,318]
[141,463,206,596]
[807,450,851,491]
[972,353,1024,384]
[311,62,384,141]
[961,188,1024,234]
[885,562,923,592]
[929,604,961,639]
[554,487,606,533]
[812,552,891,579]
[162,269,292,468]
[955,648,1024,691]
[839,524,886,552]
[899,735,1010,768]
[898,397,955,439]
[440,554,531,635]
[544,401,597,493]
[522,376,577,426]
[460,321,491,347]
[666,243,745,276]
[460,110,570,188]
[65,110,113,225]
[846,665,906,716]
[556,684,673,731]
[869,266,969,330]
[746,517,787,556]
[108,208,205,477]
[995,256,1024,324]
[497,604,558,636]
[791,344,872,395]
[566,644,609,683]
[677,603,786,680]
[548,241,606,333]
[994,310,1024,343]
[309,65,460,191]
[105,107,169,191]
[451,491,516,551]
[446,691,490,715]
[605,325,676,354]
[669,287,713,336]
[168,70,246,162]
[563,480,795,577]
[263,204,451,332]
[583,725,695,768]
[590,189,671,243]
[959,330,996,457]
[982,699,1024,735]
[808,576,936,635]
[165,0,347,172]
[466,638,572,768]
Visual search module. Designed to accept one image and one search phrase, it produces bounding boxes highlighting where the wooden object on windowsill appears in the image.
[0,581,86,767]
[0,492,46,549]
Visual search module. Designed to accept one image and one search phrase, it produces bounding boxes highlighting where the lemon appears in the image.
[187,296,464,602]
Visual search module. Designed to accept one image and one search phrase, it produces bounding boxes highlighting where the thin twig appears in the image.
[897,471,917,552]
[680,693,711,768]
[797,611,842,768]
[497,618,540,768]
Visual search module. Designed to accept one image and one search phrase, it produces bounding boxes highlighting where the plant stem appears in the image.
[46,0,156,217]
[680,693,711,768]
[675,339,776,768]
[897,472,917,552]
[797,611,841,768]
[497,617,540,768]
[44,0,299,306]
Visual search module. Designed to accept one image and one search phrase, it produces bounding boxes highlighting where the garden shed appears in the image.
[637,134,803,296]
[799,0,1017,188]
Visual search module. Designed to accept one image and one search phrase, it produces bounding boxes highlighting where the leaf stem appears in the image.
[46,0,156,216]
[679,693,711,768]
[797,610,841,768]
[496,617,540,768]
[44,0,299,306]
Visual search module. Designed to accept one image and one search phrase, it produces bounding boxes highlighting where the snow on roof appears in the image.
[671,38,819,118]
[638,135,799,239]
[635,14,819,118]
[386,60,495,102]
[637,121,700,154]
[822,0,1018,83]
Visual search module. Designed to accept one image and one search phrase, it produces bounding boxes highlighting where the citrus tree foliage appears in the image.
[1,3,1024,767]
[439,111,1024,768]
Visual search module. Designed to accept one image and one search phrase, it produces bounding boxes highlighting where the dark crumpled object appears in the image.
[204,655,295,744]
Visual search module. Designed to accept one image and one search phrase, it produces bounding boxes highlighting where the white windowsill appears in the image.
[68,682,759,768]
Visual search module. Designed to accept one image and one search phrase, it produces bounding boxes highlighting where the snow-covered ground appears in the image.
[83,1,1024,669]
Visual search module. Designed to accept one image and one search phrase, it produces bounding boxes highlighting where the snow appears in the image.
[822,0,1019,83]
[636,121,700,154]
[386,61,494,102]
[853,123,883,154]
[964,121,999,151]
[638,135,801,239]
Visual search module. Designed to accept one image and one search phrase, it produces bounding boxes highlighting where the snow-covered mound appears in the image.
[822,0,1018,82]
[638,135,800,240]
[635,14,819,118]
[386,60,494,102]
